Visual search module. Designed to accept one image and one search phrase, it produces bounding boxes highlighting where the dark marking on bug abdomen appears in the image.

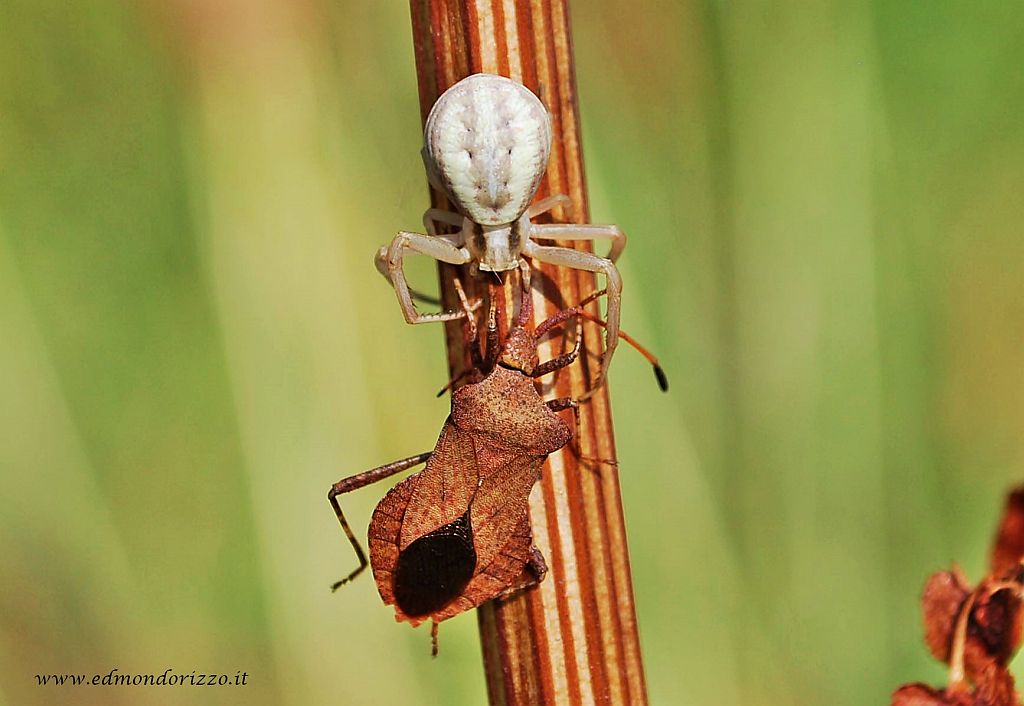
[394,511,477,617]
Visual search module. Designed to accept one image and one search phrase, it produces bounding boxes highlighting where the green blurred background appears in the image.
[2,1,1023,704]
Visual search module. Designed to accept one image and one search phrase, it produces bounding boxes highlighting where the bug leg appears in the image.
[483,282,502,370]
[532,287,606,339]
[526,546,548,582]
[547,397,618,469]
[436,369,477,397]
[546,397,581,455]
[522,239,621,399]
[378,231,472,324]
[515,260,533,328]
[531,294,591,385]
[328,452,432,591]
[529,222,627,263]
[546,397,577,413]
[494,547,549,600]
[532,313,583,379]
[527,193,572,220]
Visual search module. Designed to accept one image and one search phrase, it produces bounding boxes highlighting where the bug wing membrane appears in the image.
[468,451,546,573]
[367,468,538,625]
[365,421,553,624]
[399,420,479,551]
[366,420,480,624]
[393,510,476,617]
[426,513,536,624]
[365,423,541,624]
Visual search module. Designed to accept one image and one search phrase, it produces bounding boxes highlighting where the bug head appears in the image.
[498,325,539,375]
[422,74,552,228]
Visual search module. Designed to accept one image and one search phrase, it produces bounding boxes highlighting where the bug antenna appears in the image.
[431,621,440,658]
[653,364,669,393]
[436,369,473,397]
[575,309,668,393]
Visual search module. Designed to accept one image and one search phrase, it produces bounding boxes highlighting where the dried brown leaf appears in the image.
[924,568,972,662]
[967,583,1024,669]
[973,660,1022,706]
[892,683,973,706]
[992,488,1024,580]
[898,487,1024,706]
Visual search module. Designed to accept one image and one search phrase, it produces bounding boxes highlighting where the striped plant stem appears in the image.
[407,1,649,704]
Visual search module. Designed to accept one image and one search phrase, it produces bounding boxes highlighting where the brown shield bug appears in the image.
[328,269,664,652]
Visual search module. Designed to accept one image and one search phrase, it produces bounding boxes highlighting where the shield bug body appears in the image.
[328,271,601,640]
[375,73,627,392]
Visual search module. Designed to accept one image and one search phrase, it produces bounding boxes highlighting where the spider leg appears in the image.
[530,222,626,263]
[422,208,464,235]
[378,231,472,324]
[527,193,572,220]
[374,219,465,307]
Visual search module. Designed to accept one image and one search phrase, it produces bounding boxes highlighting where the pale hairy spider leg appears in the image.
[328,452,433,590]
[385,231,473,324]
[527,193,572,219]
[422,208,464,236]
[374,215,463,305]
[530,222,627,263]
[374,240,482,310]
[522,239,622,399]
[373,245,440,306]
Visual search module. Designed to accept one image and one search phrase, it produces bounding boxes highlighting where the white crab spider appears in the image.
[375,73,626,391]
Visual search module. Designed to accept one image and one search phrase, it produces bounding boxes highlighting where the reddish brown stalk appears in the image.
[408,1,649,704]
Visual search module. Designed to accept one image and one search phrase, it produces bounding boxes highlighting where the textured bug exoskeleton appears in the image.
[328,270,666,649]
[375,73,627,393]
[328,273,591,643]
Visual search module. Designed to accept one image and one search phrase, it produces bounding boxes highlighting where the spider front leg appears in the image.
[523,236,622,399]
[370,212,466,308]
[377,231,472,324]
